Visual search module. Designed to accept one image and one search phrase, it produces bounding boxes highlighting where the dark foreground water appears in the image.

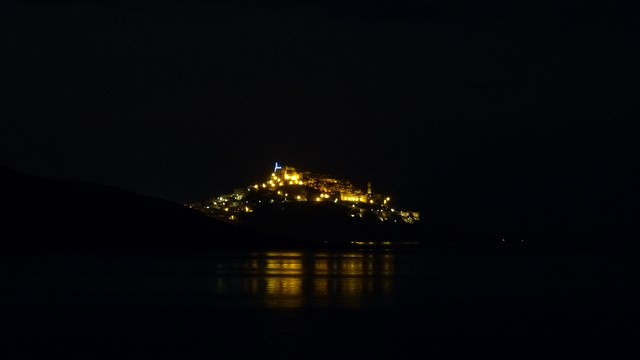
[2,243,639,358]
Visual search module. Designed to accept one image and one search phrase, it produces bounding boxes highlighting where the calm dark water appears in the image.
[2,244,639,357]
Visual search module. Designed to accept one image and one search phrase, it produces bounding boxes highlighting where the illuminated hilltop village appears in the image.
[187,162,420,226]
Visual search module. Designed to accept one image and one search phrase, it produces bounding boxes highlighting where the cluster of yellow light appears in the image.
[268,173,281,187]
[341,194,367,203]
[241,165,402,217]
[266,170,307,187]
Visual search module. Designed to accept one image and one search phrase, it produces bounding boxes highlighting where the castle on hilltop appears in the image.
[187,162,420,225]
[266,162,384,204]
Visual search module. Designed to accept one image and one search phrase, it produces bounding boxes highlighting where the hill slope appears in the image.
[1,167,302,251]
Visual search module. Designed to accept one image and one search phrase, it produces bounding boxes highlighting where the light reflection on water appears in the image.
[2,249,401,310]
[213,251,395,308]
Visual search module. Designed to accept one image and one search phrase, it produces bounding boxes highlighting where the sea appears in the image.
[2,242,639,358]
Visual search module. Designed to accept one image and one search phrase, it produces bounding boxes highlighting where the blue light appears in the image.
[274,162,282,172]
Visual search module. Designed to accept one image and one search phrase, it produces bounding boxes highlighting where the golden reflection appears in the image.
[213,251,396,308]
[314,259,329,274]
[265,258,303,275]
[265,252,303,257]
[340,278,365,308]
[263,277,303,308]
[314,277,329,298]
[264,277,302,296]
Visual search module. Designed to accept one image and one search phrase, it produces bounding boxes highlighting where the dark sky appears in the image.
[2,0,638,240]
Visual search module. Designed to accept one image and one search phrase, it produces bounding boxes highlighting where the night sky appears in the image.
[2,0,638,241]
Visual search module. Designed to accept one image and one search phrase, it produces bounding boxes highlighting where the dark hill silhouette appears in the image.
[241,201,429,245]
[0,167,316,252]
[1,167,438,252]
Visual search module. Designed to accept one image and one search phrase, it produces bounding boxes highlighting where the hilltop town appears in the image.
[186,162,421,227]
